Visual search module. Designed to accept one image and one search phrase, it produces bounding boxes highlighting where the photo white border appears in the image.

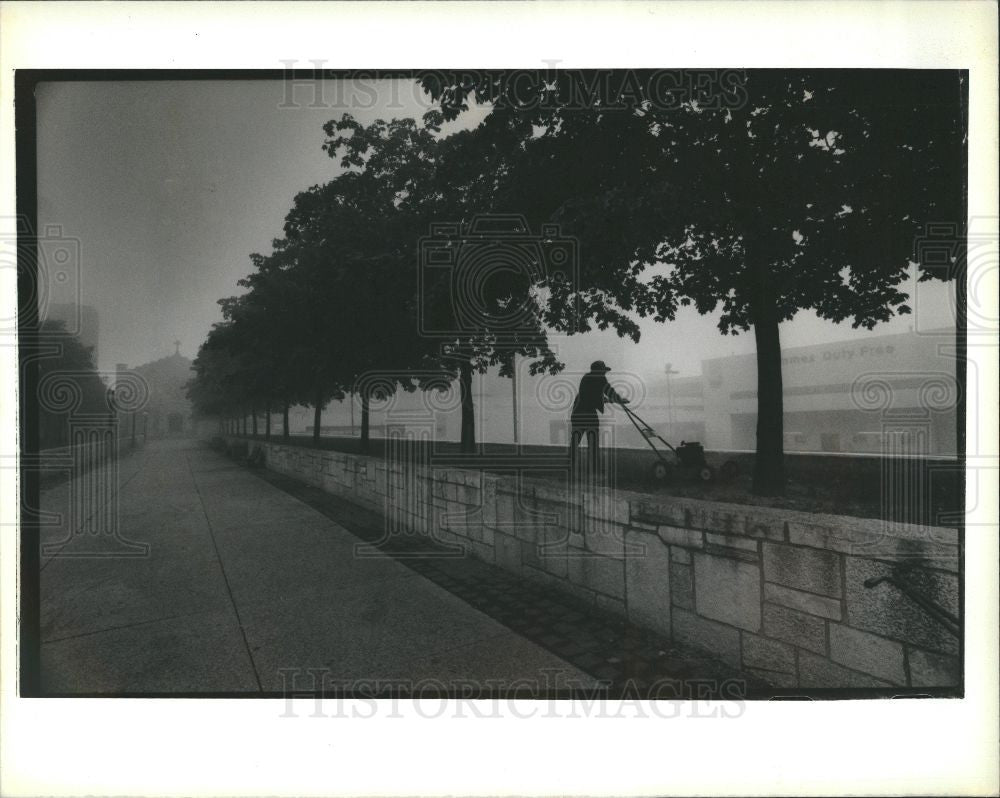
[1,2,997,796]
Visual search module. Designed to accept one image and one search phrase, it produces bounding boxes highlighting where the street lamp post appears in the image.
[511,353,519,446]
[664,362,679,437]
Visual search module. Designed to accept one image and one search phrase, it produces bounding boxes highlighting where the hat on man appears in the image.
[590,360,612,373]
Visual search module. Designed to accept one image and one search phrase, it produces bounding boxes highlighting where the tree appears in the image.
[322,113,564,452]
[279,172,432,451]
[187,320,245,432]
[232,247,328,442]
[419,69,967,493]
[36,320,112,449]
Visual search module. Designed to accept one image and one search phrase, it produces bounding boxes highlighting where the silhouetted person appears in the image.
[569,360,628,481]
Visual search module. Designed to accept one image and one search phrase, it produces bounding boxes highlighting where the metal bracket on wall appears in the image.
[864,569,960,637]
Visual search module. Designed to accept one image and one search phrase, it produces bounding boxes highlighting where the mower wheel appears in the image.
[650,461,672,482]
[698,464,716,482]
[720,460,740,481]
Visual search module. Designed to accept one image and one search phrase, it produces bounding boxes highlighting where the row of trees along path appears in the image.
[188,70,965,496]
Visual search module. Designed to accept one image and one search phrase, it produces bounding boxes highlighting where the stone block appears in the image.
[764,583,842,621]
[682,504,708,531]
[461,469,481,487]
[481,482,498,528]
[746,667,799,688]
[657,525,703,549]
[855,538,959,572]
[844,557,959,656]
[704,544,758,565]
[522,565,562,591]
[614,498,632,526]
[787,519,876,555]
[763,542,842,598]
[829,623,906,685]
[795,510,955,544]
[763,603,827,655]
[583,515,628,558]
[523,529,569,579]
[535,496,573,526]
[494,531,521,573]
[632,498,686,528]
[798,651,891,689]
[494,492,516,533]
[624,529,671,637]
[596,594,626,618]
[630,520,657,532]
[671,608,742,667]
[705,507,740,535]
[583,489,618,520]
[741,508,788,541]
[568,550,625,600]
[907,647,961,688]
[479,525,495,548]
[741,632,796,679]
[705,532,759,553]
[511,517,542,545]
[669,561,694,610]
[468,541,494,563]
[693,553,762,632]
[458,484,481,507]
[671,546,692,564]
[532,482,568,505]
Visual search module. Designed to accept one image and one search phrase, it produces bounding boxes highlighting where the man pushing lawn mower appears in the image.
[568,360,739,485]
[569,360,629,481]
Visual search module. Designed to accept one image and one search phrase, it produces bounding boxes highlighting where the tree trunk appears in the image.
[283,401,290,439]
[251,405,259,438]
[242,413,247,436]
[750,259,785,496]
[265,402,271,440]
[459,360,476,454]
[360,391,371,454]
[313,384,323,444]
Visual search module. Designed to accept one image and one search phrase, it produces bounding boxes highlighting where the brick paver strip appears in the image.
[251,462,772,699]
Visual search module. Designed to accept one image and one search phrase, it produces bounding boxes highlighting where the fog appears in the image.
[35,80,958,451]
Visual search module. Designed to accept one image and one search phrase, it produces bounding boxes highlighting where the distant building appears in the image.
[118,343,196,438]
[546,327,958,457]
[279,328,959,457]
[701,328,958,456]
[45,303,100,365]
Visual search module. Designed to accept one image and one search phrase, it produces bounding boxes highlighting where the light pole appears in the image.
[511,353,519,446]
[664,362,679,437]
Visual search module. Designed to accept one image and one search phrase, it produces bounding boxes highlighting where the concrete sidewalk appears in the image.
[39,439,594,694]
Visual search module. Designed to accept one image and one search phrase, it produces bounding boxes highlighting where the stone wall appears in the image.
[230,437,961,690]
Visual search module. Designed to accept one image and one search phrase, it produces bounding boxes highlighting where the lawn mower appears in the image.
[619,403,739,483]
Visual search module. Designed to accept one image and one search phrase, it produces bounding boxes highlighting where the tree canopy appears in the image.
[418,69,967,492]
[189,69,966,494]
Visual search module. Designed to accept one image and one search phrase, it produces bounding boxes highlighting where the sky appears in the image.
[36,79,957,382]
